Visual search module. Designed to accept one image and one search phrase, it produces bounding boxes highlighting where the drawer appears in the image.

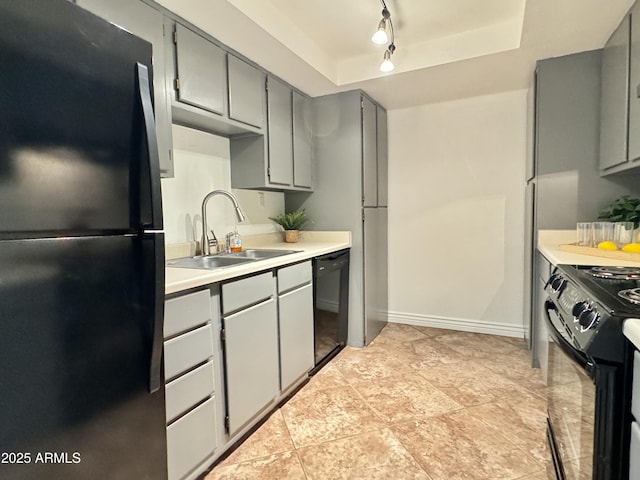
[165,361,215,423]
[165,289,210,338]
[630,421,640,480]
[164,324,214,380]
[222,271,274,314]
[167,396,217,480]
[278,261,312,293]
[633,350,640,420]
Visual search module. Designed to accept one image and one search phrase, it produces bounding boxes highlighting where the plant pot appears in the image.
[284,230,299,243]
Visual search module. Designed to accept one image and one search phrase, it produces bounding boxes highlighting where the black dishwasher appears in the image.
[311,249,350,374]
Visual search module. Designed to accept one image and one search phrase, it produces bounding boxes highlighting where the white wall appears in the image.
[161,125,284,245]
[387,90,528,337]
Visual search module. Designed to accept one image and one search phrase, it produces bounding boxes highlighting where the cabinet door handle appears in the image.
[636,83,640,98]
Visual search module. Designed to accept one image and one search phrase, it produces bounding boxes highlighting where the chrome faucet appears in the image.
[201,190,246,256]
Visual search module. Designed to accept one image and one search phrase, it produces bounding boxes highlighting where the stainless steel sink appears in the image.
[220,249,301,260]
[166,249,301,270]
[166,255,253,270]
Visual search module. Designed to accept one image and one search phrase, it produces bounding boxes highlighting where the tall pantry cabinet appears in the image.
[286,91,388,347]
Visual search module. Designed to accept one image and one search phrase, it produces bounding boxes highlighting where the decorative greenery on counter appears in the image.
[598,195,640,228]
[269,209,310,231]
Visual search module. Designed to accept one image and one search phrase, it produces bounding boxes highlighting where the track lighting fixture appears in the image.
[372,1,396,72]
[371,8,390,44]
[380,44,395,72]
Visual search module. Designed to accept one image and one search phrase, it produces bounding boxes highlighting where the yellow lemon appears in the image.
[622,243,640,253]
[598,241,618,251]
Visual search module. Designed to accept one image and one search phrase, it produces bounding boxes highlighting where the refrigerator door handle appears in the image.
[136,62,163,230]
[146,233,165,394]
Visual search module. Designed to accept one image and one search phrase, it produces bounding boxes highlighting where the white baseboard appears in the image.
[316,298,339,313]
[387,311,525,338]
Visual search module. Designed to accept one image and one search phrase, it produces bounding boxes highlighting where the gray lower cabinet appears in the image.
[228,55,265,128]
[221,272,279,435]
[164,289,220,480]
[75,0,174,177]
[277,262,314,391]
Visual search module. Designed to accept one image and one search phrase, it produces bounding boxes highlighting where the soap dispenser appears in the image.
[230,227,242,252]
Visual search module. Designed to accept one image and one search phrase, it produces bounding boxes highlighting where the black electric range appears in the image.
[546,264,640,363]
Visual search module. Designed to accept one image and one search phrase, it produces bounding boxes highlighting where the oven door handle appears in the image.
[544,300,595,379]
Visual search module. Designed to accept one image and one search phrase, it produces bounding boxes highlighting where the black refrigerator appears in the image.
[0,1,167,479]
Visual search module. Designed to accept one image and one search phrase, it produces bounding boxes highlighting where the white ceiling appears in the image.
[156,0,634,109]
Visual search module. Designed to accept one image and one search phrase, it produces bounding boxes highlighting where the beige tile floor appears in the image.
[207,323,551,480]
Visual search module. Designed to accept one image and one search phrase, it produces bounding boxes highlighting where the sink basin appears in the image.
[166,249,301,270]
[166,255,253,270]
[221,249,301,260]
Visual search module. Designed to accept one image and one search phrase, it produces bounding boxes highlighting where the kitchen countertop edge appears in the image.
[538,230,640,267]
[165,231,351,295]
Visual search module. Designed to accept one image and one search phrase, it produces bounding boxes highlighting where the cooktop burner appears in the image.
[588,266,640,280]
[619,288,640,305]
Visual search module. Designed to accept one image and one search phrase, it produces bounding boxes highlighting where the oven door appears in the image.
[545,299,596,480]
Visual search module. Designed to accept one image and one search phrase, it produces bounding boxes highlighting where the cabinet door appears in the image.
[376,105,388,207]
[364,208,384,344]
[377,208,388,328]
[600,15,630,170]
[279,284,314,390]
[223,298,279,434]
[293,92,313,189]
[174,24,226,116]
[228,55,265,128]
[630,5,640,162]
[267,76,293,186]
[76,0,174,177]
[362,97,377,207]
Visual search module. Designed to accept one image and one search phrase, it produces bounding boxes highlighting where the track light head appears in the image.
[380,44,395,72]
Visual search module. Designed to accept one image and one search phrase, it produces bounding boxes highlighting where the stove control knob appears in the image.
[548,274,566,293]
[578,306,600,331]
[572,301,589,319]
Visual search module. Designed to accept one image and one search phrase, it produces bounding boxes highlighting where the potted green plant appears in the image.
[269,209,310,243]
[598,195,640,228]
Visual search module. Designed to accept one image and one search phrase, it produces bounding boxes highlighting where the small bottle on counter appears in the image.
[230,228,242,252]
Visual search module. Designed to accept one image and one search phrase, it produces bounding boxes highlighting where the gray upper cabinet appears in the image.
[629,4,640,163]
[293,92,313,189]
[267,76,293,186]
[598,1,640,175]
[174,24,226,116]
[362,96,377,207]
[76,0,174,177]
[376,105,388,207]
[228,55,265,129]
[230,79,314,192]
[600,15,630,171]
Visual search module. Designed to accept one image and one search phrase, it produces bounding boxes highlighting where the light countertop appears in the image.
[538,230,640,349]
[165,231,351,295]
[538,230,640,266]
